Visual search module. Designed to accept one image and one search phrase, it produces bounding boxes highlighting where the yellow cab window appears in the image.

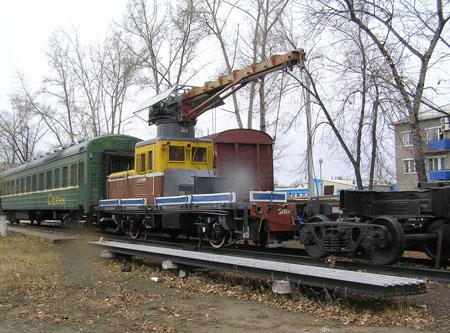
[147,151,153,171]
[169,146,185,162]
[192,147,207,162]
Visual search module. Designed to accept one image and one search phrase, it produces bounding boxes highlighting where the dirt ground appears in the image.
[0,235,449,333]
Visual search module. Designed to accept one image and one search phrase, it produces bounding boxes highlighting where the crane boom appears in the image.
[140,48,305,136]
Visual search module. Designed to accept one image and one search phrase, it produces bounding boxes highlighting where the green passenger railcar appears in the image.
[0,135,140,225]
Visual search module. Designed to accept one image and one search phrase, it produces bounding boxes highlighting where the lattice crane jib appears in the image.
[139,49,305,133]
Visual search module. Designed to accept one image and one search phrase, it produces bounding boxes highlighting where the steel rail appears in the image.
[7,221,450,283]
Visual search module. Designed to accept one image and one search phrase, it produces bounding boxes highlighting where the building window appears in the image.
[192,147,207,162]
[403,159,416,174]
[78,161,84,186]
[71,164,78,186]
[147,151,153,171]
[402,131,413,147]
[169,146,185,162]
[425,127,443,142]
[427,157,445,171]
[54,169,60,188]
[62,166,68,187]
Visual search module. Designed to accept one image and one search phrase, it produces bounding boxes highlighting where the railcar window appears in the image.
[78,161,84,185]
[38,173,44,191]
[62,166,68,187]
[20,178,25,193]
[110,156,134,173]
[138,154,146,172]
[32,175,37,192]
[46,170,53,189]
[15,179,20,193]
[192,147,207,162]
[147,151,153,171]
[54,169,60,188]
[26,176,31,192]
[169,146,185,162]
[70,164,78,186]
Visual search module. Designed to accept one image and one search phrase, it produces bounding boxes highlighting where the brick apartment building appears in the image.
[394,109,450,190]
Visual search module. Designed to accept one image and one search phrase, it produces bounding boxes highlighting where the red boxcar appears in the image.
[213,129,274,200]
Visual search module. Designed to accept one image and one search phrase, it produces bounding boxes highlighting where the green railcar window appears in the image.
[20,178,25,193]
[54,169,60,188]
[46,170,53,189]
[15,179,20,194]
[26,176,31,192]
[78,161,84,185]
[62,166,68,187]
[70,164,78,186]
[38,173,44,191]
[32,175,37,192]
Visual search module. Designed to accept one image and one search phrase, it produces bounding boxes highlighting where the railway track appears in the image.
[6,221,450,283]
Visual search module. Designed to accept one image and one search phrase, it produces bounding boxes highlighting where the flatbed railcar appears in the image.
[98,129,299,247]
[0,135,140,225]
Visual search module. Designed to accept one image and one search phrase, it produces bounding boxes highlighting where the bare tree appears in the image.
[0,95,46,166]
[199,0,243,128]
[307,0,450,183]
[98,31,139,134]
[119,0,202,93]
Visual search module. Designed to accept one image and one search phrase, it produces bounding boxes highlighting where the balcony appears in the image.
[427,138,450,150]
[428,169,450,181]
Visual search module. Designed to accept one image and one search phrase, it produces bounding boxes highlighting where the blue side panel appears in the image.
[155,196,190,206]
[154,192,236,206]
[120,198,147,206]
[191,192,236,204]
[250,191,287,203]
[99,199,120,206]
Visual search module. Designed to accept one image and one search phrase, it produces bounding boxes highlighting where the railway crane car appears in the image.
[0,135,140,225]
[97,49,306,246]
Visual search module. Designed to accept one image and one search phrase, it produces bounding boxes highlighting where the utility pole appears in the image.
[305,76,314,197]
[319,158,323,196]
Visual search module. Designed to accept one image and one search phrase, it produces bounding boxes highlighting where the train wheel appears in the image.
[304,215,329,258]
[367,216,405,265]
[207,223,229,249]
[129,228,140,239]
[423,219,450,262]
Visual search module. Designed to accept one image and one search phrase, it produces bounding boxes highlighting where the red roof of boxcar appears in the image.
[213,129,273,145]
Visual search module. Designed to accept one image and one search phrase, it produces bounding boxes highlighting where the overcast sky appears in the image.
[0,0,412,186]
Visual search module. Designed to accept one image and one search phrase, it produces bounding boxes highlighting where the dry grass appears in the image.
[0,235,443,332]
